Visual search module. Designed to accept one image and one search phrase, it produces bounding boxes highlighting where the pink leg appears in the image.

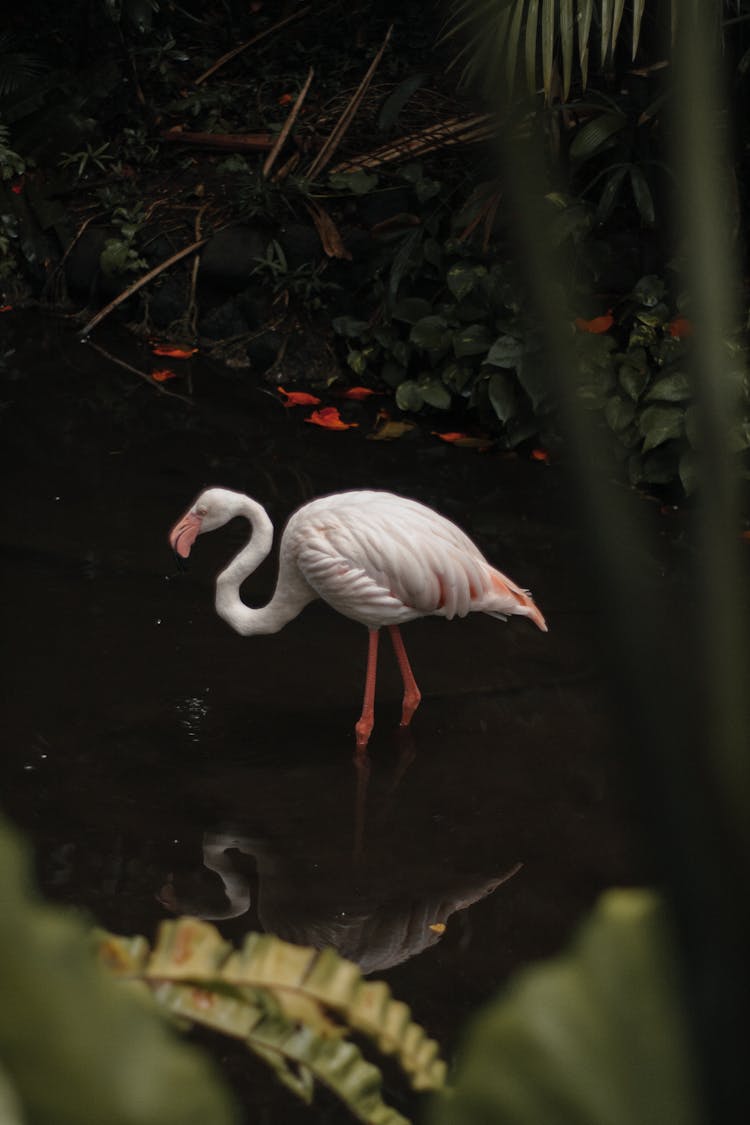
[355,628,379,751]
[388,626,422,727]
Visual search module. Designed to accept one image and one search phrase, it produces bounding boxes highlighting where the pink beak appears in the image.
[169,510,202,558]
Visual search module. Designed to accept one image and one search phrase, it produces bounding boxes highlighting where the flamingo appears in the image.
[169,488,547,750]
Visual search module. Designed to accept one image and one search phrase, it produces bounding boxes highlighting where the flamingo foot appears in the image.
[399,685,421,727]
[388,626,421,729]
[355,628,379,751]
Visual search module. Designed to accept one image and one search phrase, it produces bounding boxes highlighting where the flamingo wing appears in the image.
[286,492,497,624]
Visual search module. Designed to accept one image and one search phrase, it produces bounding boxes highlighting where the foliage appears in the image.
[432,889,699,1125]
[0,122,24,180]
[442,0,671,99]
[0,815,236,1125]
[98,918,447,1125]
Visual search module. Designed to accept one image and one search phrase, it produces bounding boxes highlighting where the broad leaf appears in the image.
[453,324,493,358]
[410,316,451,350]
[646,373,691,403]
[433,890,699,1125]
[378,74,426,132]
[486,334,524,368]
[396,380,425,411]
[570,113,627,163]
[488,371,517,423]
[605,394,636,432]
[639,405,684,451]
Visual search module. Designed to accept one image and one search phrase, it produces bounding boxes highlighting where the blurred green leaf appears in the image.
[569,113,627,163]
[488,371,517,422]
[486,334,524,368]
[410,316,451,350]
[639,404,684,451]
[605,393,636,431]
[433,890,699,1125]
[418,376,452,408]
[453,324,493,357]
[393,297,433,324]
[646,373,691,402]
[378,74,426,132]
[396,380,425,411]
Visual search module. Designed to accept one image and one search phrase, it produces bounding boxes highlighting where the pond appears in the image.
[1,312,647,1121]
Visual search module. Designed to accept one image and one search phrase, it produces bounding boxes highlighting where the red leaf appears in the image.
[278,93,293,106]
[305,406,358,430]
[340,386,377,400]
[432,431,491,450]
[11,178,24,195]
[668,316,693,339]
[575,311,614,334]
[531,448,550,463]
[278,386,322,407]
[0,304,13,313]
[152,368,178,382]
[152,344,198,358]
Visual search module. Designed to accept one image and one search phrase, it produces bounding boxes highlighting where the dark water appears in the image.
[1,314,651,1120]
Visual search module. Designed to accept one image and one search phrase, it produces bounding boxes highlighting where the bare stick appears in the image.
[306,25,392,181]
[329,114,493,173]
[188,203,208,342]
[79,237,208,339]
[263,66,314,179]
[160,130,273,151]
[87,340,193,406]
[194,6,312,86]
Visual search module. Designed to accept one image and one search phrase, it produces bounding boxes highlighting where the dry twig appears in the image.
[79,237,209,338]
[194,6,312,86]
[87,340,193,405]
[160,130,273,151]
[263,67,314,178]
[330,114,493,172]
[306,26,393,180]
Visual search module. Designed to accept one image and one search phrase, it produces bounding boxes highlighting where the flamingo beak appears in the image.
[169,510,203,560]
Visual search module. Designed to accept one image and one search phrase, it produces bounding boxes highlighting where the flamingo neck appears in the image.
[214,495,312,635]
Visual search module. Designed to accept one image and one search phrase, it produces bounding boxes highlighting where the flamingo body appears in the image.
[169,487,546,749]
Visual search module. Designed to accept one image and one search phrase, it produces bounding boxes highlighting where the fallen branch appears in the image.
[263,66,314,178]
[161,130,273,151]
[86,340,193,406]
[306,25,392,181]
[330,114,494,172]
[194,6,312,86]
[79,236,209,339]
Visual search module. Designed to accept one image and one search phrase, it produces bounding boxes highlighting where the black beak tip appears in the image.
[173,549,189,572]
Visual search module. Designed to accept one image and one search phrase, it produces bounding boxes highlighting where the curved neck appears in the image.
[214,495,313,635]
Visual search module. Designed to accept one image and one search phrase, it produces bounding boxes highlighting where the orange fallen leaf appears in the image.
[278,386,321,407]
[152,344,198,358]
[278,93,293,106]
[152,368,178,382]
[432,432,492,450]
[531,448,550,463]
[429,923,446,934]
[340,386,377,400]
[305,406,358,430]
[741,530,750,541]
[668,316,693,339]
[0,304,13,313]
[11,179,24,195]
[575,311,614,334]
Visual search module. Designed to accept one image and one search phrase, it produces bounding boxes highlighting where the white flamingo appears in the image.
[169,488,547,750]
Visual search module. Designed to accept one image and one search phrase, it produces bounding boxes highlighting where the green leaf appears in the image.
[418,376,452,409]
[333,316,368,339]
[453,324,493,358]
[486,334,524,369]
[639,405,684,451]
[525,0,540,92]
[328,170,379,195]
[415,178,442,203]
[396,380,425,411]
[433,890,699,1125]
[392,297,432,324]
[577,0,594,87]
[446,262,479,301]
[596,166,629,224]
[382,361,406,388]
[685,405,700,448]
[569,113,627,163]
[646,373,692,402]
[389,228,423,297]
[442,361,474,394]
[612,0,626,54]
[679,450,698,495]
[605,394,636,431]
[516,359,553,412]
[559,0,574,100]
[633,274,666,307]
[377,74,426,132]
[630,166,656,225]
[601,0,613,64]
[633,0,646,58]
[619,360,650,400]
[0,821,235,1125]
[410,316,451,351]
[542,0,555,103]
[347,350,368,376]
[488,372,517,423]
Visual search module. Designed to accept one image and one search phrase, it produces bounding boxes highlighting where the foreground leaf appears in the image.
[434,889,699,1125]
[100,922,446,1119]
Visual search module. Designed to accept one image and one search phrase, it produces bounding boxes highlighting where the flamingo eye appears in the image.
[196,506,208,517]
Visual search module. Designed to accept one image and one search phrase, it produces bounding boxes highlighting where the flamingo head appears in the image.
[169,487,238,559]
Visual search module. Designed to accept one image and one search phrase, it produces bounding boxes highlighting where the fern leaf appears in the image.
[542,0,556,102]
[525,0,540,92]
[578,0,594,88]
[559,0,574,101]
[98,920,448,1120]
